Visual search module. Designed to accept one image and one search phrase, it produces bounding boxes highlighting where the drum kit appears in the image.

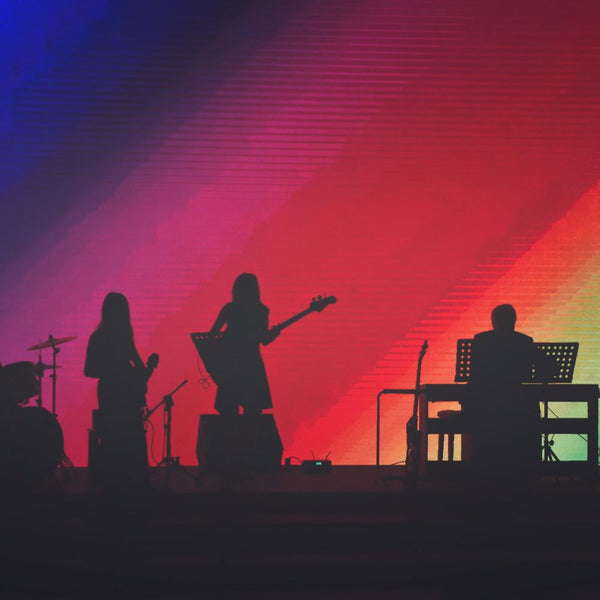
[0,335,75,483]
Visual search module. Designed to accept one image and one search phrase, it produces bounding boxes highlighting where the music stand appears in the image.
[533,343,578,463]
[455,339,579,461]
[190,332,225,385]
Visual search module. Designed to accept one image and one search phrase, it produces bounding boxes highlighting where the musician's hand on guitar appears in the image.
[143,353,159,391]
[263,326,280,345]
[147,353,159,371]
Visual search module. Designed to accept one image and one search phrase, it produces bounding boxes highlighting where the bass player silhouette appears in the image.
[208,273,336,416]
[210,274,278,416]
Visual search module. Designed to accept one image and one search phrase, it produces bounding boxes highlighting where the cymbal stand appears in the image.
[33,335,61,415]
[146,379,191,487]
[50,339,60,417]
[46,336,72,475]
[35,347,43,408]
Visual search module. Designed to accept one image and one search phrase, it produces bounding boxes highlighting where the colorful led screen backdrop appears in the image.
[2,0,600,466]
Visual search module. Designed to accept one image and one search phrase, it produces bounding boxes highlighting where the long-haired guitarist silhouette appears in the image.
[210,274,279,416]
[207,274,337,417]
[84,292,158,492]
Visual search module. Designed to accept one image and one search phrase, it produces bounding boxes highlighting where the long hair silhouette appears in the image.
[96,292,134,344]
[232,273,261,305]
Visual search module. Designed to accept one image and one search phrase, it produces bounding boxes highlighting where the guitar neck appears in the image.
[275,307,313,332]
[412,341,428,418]
[143,353,159,383]
[145,365,155,383]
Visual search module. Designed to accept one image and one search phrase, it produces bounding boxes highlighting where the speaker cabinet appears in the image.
[197,414,283,472]
[87,409,101,484]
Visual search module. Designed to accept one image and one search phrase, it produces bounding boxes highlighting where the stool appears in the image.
[436,409,463,461]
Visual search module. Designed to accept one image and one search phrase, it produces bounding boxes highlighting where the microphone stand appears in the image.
[146,379,187,465]
[146,379,190,487]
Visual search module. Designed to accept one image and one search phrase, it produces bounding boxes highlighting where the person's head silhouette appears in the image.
[232,273,261,304]
[100,292,133,337]
[491,304,517,334]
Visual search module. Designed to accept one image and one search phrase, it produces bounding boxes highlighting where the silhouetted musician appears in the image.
[210,273,279,417]
[84,292,157,493]
[466,304,556,480]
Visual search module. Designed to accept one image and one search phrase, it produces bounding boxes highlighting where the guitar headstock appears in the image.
[309,295,337,312]
[419,340,428,359]
[147,353,159,371]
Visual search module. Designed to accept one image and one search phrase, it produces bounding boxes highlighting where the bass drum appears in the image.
[0,407,64,483]
[0,361,39,405]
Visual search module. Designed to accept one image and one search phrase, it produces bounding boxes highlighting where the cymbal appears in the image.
[27,335,77,351]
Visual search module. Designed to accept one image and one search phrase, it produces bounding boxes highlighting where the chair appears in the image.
[434,339,473,462]
[435,409,463,461]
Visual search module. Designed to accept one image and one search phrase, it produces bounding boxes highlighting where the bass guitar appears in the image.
[191,295,337,385]
[404,340,428,484]
[271,295,337,335]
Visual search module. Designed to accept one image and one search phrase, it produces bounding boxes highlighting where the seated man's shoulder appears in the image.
[473,330,494,341]
[513,331,534,344]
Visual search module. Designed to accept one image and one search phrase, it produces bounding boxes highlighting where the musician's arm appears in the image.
[130,343,145,370]
[262,328,280,345]
[210,306,228,334]
[84,333,139,386]
[260,307,279,345]
[84,335,102,378]
[84,356,100,378]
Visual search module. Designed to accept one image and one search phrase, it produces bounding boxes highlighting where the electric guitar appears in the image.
[191,295,337,385]
[131,352,159,408]
[271,295,337,335]
[405,340,428,484]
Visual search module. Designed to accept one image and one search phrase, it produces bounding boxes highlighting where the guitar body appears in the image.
[130,353,159,410]
[405,415,420,479]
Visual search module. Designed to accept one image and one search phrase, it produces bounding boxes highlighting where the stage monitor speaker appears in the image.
[88,409,101,484]
[196,414,283,472]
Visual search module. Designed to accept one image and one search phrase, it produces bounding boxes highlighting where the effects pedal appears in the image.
[301,459,332,473]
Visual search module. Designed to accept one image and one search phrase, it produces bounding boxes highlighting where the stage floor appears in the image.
[2,465,600,599]
[37,462,600,493]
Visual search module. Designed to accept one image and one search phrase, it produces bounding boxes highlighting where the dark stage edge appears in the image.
[2,465,600,600]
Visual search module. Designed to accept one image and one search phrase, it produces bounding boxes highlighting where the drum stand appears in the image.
[145,379,195,487]
[50,341,60,417]
[35,348,44,408]
[33,344,73,477]
[27,334,76,479]
[31,335,69,417]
